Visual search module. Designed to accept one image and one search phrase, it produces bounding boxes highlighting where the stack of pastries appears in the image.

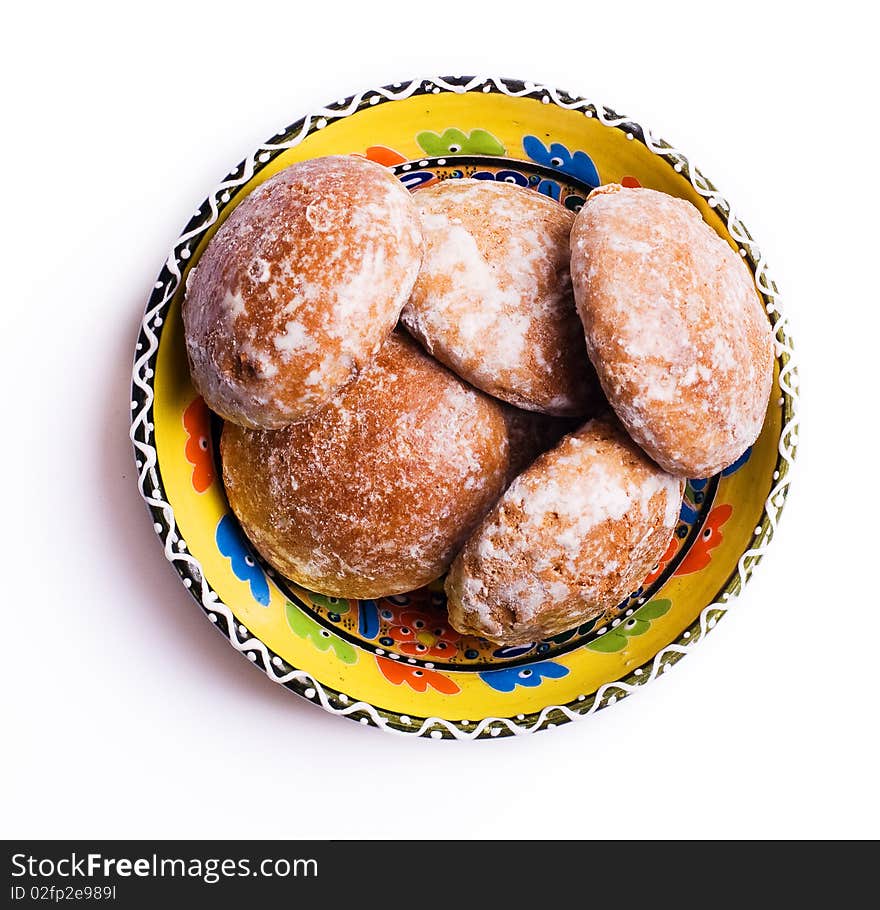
[184,155,772,646]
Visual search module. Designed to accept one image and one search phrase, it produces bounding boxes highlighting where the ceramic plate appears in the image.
[130,76,798,739]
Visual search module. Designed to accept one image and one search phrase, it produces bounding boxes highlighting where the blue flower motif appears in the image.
[522,136,600,187]
[397,170,435,191]
[721,446,753,476]
[492,642,535,660]
[680,498,699,524]
[535,178,562,201]
[479,660,569,692]
[680,477,710,523]
[358,599,380,639]
[215,514,270,606]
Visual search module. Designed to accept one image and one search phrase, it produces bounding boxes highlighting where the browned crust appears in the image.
[445,416,684,645]
[220,333,512,599]
[570,184,773,476]
[401,179,601,416]
[184,155,423,429]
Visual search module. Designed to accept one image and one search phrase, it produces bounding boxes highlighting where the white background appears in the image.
[4,1,877,839]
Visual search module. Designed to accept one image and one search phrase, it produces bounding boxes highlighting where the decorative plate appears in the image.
[130,76,798,739]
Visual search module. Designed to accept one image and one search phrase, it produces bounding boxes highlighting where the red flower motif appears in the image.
[183,396,214,493]
[643,536,679,585]
[385,609,460,659]
[675,504,733,575]
[376,657,460,695]
[362,146,408,167]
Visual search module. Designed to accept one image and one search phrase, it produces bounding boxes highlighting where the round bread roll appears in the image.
[570,184,773,477]
[183,155,423,429]
[401,179,599,416]
[445,417,684,646]
[220,333,511,599]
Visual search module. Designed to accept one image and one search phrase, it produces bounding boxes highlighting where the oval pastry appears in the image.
[183,155,423,428]
[570,184,773,476]
[445,417,684,645]
[220,333,511,599]
[401,179,599,416]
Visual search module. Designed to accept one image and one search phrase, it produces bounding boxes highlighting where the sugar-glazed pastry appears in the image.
[221,333,511,599]
[445,416,684,645]
[184,155,423,428]
[402,178,599,416]
[570,184,773,476]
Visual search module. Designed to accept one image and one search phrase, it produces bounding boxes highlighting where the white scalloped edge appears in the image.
[129,76,799,740]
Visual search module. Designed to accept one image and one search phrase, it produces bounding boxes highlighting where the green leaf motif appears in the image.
[637,599,672,621]
[416,128,506,156]
[306,592,350,615]
[586,599,673,654]
[587,631,628,653]
[619,617,651,637]
[285,602,357,665]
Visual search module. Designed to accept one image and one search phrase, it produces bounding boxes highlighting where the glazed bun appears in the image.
[220,333,511,599]
[445,416,684,646]
[183,155,423,429]
[571,184,773,476]
[401,179,599,416]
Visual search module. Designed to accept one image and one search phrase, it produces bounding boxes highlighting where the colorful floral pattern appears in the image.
[644,538,679,586]
[360,146,436,190]
[285,602,357,664]
[522,136,600,187]
[381,608,460,659]
[680,478,710,524]
[467,163,585,211]
[675,505,733,575]
[306,592,351,615]
[215,514,270,606]
[362,145,407,166]
[586,599,672,653]
[376,657,460,695]
[417,128,505,156]
[398,170,437,191]
[358,599,381,639]
[182,396,214,493]
[479,661,569,692]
